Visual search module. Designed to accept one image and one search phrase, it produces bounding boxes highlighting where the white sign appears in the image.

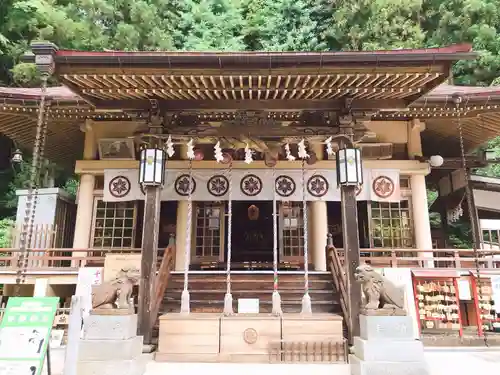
[491,276,500,312]
[238,298,259,314]
[0,361,41,375]
[75,268,103,322]
[458,279,472,300]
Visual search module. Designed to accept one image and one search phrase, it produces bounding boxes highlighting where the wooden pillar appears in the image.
[341,185,361,344]
[309,143,328,271]
[138,186,161,344]
[310,201,328,271]
[73,121,96,260]
[411,174,434,267]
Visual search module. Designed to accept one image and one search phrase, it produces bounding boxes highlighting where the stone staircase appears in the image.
[160,272,341,314]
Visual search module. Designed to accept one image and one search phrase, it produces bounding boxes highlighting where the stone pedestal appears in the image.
[77,313,146,375]
[349,315,429,375]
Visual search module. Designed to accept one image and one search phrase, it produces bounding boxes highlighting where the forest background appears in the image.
[0,0,499,247]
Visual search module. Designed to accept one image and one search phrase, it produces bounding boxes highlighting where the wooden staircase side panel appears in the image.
[151,245,174,329]
[327,246,349,335]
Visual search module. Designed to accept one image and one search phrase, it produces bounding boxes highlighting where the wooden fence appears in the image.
[8,224,59,248]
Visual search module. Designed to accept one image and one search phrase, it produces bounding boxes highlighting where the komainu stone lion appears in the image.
[92,267,140,311]
[354,263,406,316]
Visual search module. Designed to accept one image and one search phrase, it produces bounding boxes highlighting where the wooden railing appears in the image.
[333,248,500,269]
[0,246,499,272]
[0,248,143,271]
[327,245,349,339]
[151,246,175,329]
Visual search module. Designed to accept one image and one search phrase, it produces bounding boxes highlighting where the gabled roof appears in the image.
[2,44,498,167]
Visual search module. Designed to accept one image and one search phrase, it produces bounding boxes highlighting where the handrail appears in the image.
[151,245,175,329]
[0,247,498,271]
[328,245,349,334]
[0,248,143,270]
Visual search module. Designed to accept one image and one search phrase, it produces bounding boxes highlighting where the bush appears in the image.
[0,218,14,248]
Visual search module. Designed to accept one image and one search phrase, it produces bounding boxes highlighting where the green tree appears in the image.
[422,0,500,86]
[243,0,327,51]
[0,218,14,248]
[327,0,425,51]
[175,0,245,51]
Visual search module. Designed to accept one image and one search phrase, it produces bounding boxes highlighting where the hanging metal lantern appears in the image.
[336,146,363,187]
[139,147,167,186]
[248,205,260,220]
[11,149,23,164]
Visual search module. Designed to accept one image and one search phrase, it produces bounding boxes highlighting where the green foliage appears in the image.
[176,0,245,51]
[62,178,78,199]
[0,0,499,85]
[0,218,14,248]
[427,189,441,229]
[475,137,500,177]
[448,219,473,248]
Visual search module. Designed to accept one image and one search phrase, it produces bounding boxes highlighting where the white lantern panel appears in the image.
[154,149,165,183]
[337,148,363,186]
[140,148,166,186]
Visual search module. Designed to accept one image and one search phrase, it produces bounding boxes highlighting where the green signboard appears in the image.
[0,297,59,375]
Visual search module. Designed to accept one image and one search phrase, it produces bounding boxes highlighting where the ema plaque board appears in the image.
[0,297,59,375]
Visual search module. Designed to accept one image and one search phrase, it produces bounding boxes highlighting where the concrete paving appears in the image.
[46,346,500,375]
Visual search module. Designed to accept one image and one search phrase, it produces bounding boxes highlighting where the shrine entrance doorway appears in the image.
[230,201,274,268]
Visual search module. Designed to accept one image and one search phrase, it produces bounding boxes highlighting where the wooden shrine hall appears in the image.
[1,42,500,362]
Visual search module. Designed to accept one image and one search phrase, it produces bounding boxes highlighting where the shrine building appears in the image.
[0,42,500,361]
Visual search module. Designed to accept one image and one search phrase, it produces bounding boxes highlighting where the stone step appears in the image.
[162,300,339,314]
[167,281,334,291]
[160,273,340,316]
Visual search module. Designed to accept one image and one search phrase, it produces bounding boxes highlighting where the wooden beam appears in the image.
[138,186,161,344]
[75,159,431,175]
[341,186,362,345]
[92,99,408,112]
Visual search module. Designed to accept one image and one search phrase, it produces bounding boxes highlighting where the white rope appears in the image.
[301,158,312,314]
[223,161,234,314]
[180,159,193,313]
[272,166,282,315]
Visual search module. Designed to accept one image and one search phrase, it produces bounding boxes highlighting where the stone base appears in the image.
[353,337,424,362]
[360,314,414,341]
[78,336,143,361]
[351,315,428,375]
[83,314,138,340]
[77,357,147,375]
[350,355,430,375]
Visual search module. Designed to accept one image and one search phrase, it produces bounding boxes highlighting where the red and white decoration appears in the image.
[103,168,402,202]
